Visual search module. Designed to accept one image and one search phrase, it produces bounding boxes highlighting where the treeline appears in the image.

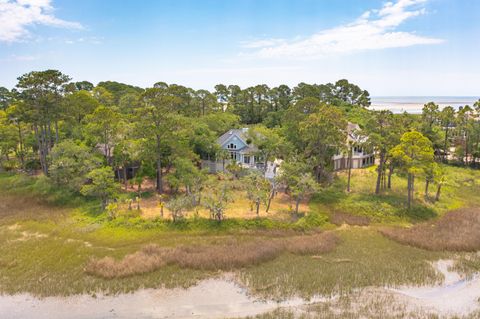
[0,69,479,213]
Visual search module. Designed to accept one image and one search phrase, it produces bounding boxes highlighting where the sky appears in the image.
[0,0,479,96]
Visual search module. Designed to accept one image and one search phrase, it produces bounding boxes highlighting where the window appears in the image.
[244,156,250,164]
[227,143,236,149]
[230,152,236,160]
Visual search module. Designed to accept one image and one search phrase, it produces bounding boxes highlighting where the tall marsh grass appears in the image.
[86,232,339,278]
[380,208,480,251]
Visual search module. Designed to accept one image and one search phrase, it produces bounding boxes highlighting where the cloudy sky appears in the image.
[0,0,479,95]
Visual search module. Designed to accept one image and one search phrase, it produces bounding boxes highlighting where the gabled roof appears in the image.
[218,128,250,146]
[346,122,367,144]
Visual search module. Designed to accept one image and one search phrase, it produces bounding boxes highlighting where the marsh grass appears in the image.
[380,208,480,251]
[239,229,446,299]
[235,291,444,319]
[86,232,339,278]
[329,212,370,226]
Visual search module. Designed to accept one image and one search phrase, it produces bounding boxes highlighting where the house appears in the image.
[203,123,374,177]
[202,128,280,179]
[332,123,375,170]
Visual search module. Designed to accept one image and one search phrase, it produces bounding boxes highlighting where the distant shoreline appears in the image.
[370,96,479,113]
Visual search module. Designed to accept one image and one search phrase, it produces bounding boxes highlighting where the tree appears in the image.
[136,88,182,193]
[423,162,440,199]
[299,104,347,182]
[5,104,29,170]
[329,79,371,107]
[390,131,434,209]
[112,136,138,190]
[434,165,446,201]
[16,70,71,175]
[243,172,271,217]
[365,110,399,194]
[84,105,122,163]
[63,90,99,124]
[439,106,455,162]
[0,110,18,170]
[194,89,218,116]
[165,195,191,222]
[247,126,283,174]
[81,167,118,210]
[0,87,13,111]
[203,175,233,221]
[49,140,101,191]
[277,157,318,214]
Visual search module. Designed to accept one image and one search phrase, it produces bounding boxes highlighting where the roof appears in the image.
[346,122,367,144]
[217,128,250,146]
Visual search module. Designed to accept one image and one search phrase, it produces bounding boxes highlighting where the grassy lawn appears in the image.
[313,165,480,225]
[0,165,478,298]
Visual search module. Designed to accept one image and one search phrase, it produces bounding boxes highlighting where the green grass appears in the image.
[312,165,480,225]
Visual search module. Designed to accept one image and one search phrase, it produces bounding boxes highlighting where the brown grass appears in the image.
[330,212,371,226]
[85,232,339,278]
[380,208,480,251]
[0,194,67,224]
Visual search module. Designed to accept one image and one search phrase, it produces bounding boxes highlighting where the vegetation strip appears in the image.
[86,232,339,278]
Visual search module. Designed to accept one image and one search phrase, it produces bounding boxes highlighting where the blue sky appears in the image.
[0,0,479,95]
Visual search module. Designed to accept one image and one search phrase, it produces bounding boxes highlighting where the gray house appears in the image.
[202,128,280,179]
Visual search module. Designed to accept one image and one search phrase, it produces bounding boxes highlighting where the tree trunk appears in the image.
[443,126,449,162]
[123,166,128,190]
[295,197,301,215]
[375,152,385,194]
[156,158,163,193]
[407,173,412,209]
[55,121,59,144]
[347,146,352,192]
[266,186,275,213]
[411,174,415,205]
[17,124,25,170]
[387,163,393,189]
[256,201,260,218]
[435,183,442,201]
[425,179,430,198]
[465,133,469,166]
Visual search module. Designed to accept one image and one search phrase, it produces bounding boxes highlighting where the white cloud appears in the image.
[0,0,82,42]
[242,0,443,59]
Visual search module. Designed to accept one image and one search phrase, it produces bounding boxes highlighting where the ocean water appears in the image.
[370,96,479,113]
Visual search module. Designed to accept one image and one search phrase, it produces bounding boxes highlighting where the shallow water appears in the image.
[0,277,321,319]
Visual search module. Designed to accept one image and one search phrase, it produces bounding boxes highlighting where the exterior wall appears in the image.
[333,154,375,171]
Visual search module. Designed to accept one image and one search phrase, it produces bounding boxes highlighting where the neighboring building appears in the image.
[95,143,139,180]
[332,123,375,170]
